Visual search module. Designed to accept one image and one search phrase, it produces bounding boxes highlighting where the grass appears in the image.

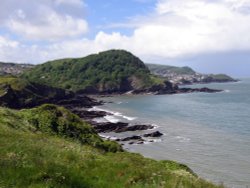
[0,76,28,91]
[0,76,27,96]
[0,105,223,188]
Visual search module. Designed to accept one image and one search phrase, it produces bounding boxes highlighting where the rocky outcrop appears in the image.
[177,87,222,94]
[90,121,128,133]
[0,81,100,109]
[143,131,163,137]
[89,121,155,133]
[116,136,144,142]
[115,124,154,133]
[70,109,110,120]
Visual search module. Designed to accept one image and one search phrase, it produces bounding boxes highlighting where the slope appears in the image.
[22,50,165,94]
[0,104,222,188]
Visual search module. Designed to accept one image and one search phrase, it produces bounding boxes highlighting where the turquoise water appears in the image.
[98,79,250,188]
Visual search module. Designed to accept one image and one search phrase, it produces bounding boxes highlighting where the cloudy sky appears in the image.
[0,0,250,77]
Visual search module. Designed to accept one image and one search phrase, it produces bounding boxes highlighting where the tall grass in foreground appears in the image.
[0,105,223,188]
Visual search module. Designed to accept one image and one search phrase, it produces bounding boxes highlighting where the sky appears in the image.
[0,0,250,77]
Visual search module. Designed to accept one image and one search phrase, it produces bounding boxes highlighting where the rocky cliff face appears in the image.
[0,77,99,109]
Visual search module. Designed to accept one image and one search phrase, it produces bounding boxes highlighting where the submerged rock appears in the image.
[90,121,129,133]
[143,131,163,137]
[115,124,154,133]
[120,135,143,141]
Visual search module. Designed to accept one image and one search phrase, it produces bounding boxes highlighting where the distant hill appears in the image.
[146,63,236,84]
[147,64,196,76]
[0,62,34,75]
[22,50,171,94]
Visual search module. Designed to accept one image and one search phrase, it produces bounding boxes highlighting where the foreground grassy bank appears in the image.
[0,105,222,188]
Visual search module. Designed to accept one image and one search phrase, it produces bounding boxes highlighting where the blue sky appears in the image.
[0,0,250,77]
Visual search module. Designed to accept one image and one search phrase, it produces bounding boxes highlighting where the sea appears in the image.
[91,78,250,188]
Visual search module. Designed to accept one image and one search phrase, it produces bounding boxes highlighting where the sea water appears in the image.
[96,78,250,188]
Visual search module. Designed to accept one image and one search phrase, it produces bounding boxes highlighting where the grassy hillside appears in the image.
[0,104,222,188]
[22,50,164,93]
[0,76,73,108]
[146,64,196,76]
[146,64,236,84]
[202,74,236,82]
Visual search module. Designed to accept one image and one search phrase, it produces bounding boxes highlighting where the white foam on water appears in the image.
[122,115,137,121]
[92,118,108,123]
[151,124,159,129]
[142,137,162,144]
[175,136,191,143]
[104,115,120,123]
[99,134,118,141]
[89,106,137,122]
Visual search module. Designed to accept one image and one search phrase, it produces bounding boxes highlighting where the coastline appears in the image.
[69,103,164,146]
[90,80,250,188]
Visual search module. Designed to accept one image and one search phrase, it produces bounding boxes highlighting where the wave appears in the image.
[175,136,190,143]
[88,106,137,122]
[104,115,121,123]
[143,138,162,145]
[99,134,118,141]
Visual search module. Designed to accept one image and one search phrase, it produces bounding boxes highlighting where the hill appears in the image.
[22,50,168,94]
[0,104,222,188]
[0,76,71,108]
[0,62,34,76]
[147,64,196,76]
[146,63,236,85]
[0,75,99,109]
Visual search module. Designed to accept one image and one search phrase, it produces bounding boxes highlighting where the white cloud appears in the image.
[1,0,250,64]
[1,0,88,41]
[86,0,250,61]
[7,12,88,41]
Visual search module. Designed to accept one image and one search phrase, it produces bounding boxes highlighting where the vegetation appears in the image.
[22,50,164,93]
[0,75,72,108]
[205,74,235,82]
[146,64,196,76]
[146,64,236,84]
[0,104,222,188]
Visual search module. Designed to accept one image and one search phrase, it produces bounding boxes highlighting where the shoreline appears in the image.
[69,103,164,146]
[68,83,228,146]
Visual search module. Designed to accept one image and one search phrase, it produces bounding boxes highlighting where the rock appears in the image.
[137,141,144,144]
[90,122,129,133]
[57,95,102,108]
[70,109,110,119]
[197,87,222,93]
[143,131,163,137]
[178,87,222,94]
[115,124,154,133]
[120,136,142,141]
[88,120,155,133]
[128,142,134,145]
